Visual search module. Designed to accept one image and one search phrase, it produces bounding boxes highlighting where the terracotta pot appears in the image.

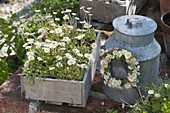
[161,11,170,33]
[160,0,170,14]
[160,11,170,58]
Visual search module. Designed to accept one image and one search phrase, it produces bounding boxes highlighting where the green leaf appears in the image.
[0,60,9,84]
[7,47,12,56]
[29,77,34,85]
[106,109,118,113]
[152,103,161,112]
[0,41,6,49]
[0,18,7,25]
[142,111,148,113]
[10,13,17,24]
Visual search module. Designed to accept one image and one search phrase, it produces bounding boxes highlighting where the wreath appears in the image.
[100,47,140,89]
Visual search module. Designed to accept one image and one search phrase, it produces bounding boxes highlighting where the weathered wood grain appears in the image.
[21,32,101,107]
[80,0,147,23]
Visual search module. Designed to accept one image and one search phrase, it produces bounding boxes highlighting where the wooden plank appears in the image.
[80,0,147,23]
[21,32,101,107]
[21,76,82,104]
[92,32,101,80]
[127,0,147,15]
[80,0,126,23]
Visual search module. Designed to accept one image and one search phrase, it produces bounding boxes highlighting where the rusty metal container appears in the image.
[103,15,161,103]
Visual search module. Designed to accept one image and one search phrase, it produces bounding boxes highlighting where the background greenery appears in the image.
[0,0,79,84]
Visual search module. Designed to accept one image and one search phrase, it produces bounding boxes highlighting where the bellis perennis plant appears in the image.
[125,81,170,113]
[21,8,96,81]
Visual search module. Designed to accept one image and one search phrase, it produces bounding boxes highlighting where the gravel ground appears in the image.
[0,0,35,19]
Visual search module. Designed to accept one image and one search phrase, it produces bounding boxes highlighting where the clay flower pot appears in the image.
[160,11,170,58]
[160,0,170,14]
[161,11,170,33]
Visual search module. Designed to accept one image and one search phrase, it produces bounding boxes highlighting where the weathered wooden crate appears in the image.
[80,0,147,23]
[20,33,101,107]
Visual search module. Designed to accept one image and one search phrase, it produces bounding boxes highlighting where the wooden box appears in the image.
[20,33,101,107]
[80,0,147,23]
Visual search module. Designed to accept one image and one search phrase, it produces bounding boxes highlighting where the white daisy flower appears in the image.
[59,42,66,47]
[65,53,73,59]
[49,67,55,70]
[84,53,92,58]
[100,59,108,68]
[53,12,57,15]
[127,75,136,82]
[24,60,30,67]
[106,54,112,61]
[28,55,35,61]
[63,14,69,20]
[56,55,62,61]
[55,18,60,21]
[68,25,73,29]
[111,78,118,88]
[80,20,86,24]
[80,64,87,69]
[71,13,76,16]
[59,48,66,51]
[84,23,92,29]
[26,51,34,56]
[35,9,41,13]
[27,38,34,43]
[100,49,105,56]
[55,28,63,34]
[49,43,57,49]
[72,48,80,54]
[75,17,80,20]
[116,51,122,58]
[100,68,105,75]
[125,51,132,59]
[37,57,43,61]
[65,9,72,13]
[56,62,63,68]
[25,46,32,49]
[67,58,76,65]
[37,35,44,39]
[148,90,154,95]
[43,47,50,53]
[77,53,83,57]
[124,82,132,89]
[4,34,8,38]
[49,30,55,33]
[34,41,42,49]
[74,34,85,40]
[154,93,161,98]
[164,84,169,88]
[23,42,31,47]
[62,37,71,43]
[91,42,96,48]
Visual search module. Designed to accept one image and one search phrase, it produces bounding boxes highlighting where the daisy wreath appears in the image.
[100,48,141,89]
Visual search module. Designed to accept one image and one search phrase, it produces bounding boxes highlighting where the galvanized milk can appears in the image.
[103,15,161,103]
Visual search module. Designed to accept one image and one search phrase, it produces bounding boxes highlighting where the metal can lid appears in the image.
[113,15,157,36]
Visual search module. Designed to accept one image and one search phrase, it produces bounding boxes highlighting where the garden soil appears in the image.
[1,0,170,113]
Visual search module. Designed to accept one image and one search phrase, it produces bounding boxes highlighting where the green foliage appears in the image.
[129,81,170,113]
[0,59,9,84]
[30,0,79,20]
[21,9,96,81]
[106,109,118,113]
[0,13,26,63]
[0,14,27,83]
[0,0,79,83]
